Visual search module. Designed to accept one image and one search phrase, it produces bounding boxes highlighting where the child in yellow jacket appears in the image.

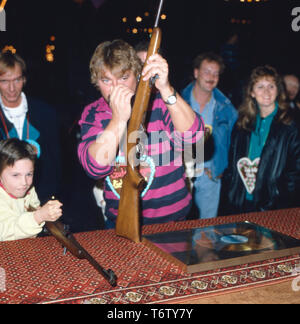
[0,138,62,241]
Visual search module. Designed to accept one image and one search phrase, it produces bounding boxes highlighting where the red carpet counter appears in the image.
[0,208,300,304]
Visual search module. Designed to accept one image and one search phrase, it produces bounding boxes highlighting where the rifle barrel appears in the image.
[154,0,164,28]
[46,221,118,287]
[82,248,118,287]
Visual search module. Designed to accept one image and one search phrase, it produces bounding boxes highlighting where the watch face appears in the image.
[168,95,177,105]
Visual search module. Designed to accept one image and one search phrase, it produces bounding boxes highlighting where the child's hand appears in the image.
[34,200,63,225]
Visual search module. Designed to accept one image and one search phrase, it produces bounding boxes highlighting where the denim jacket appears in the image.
[182,82,237,179]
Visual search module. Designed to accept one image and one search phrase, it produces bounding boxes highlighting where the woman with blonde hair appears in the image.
[221,65,300,215]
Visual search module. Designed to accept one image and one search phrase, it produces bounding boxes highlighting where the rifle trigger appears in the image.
[136,142,144,160]
[150,74,159,88]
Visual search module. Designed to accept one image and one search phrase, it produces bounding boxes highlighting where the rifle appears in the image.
[45,221,117,287]
[116,0,164,243]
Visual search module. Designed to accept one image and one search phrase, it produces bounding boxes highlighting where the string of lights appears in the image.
[45,36,56,63]
[121,11,167,35]
[1,38,56,64]
[2,45,16,54]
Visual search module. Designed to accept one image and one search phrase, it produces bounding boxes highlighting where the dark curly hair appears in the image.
[237,65,291,131]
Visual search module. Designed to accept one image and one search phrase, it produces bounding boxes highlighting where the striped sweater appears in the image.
[78,96,204,225]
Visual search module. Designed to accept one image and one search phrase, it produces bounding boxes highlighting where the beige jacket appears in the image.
[0,187,44,241]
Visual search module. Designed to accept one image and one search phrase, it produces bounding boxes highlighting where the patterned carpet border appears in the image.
[41,255,300,304]
[0,208,299,304]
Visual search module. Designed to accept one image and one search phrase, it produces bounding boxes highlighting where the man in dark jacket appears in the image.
[0,51,61,203]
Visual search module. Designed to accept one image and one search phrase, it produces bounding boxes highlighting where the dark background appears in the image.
[1,0,300,104]
[1,0,300,231]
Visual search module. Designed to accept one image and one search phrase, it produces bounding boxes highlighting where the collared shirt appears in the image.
[190,91,216,170]
[246,103,278,201]
[182,83,238,179]
[78,96,204,224]
[0,92,28,139]
[248,103,278,161]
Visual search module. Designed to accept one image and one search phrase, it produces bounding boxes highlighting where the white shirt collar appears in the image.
[0,93,28,139]
[0,92,28,116]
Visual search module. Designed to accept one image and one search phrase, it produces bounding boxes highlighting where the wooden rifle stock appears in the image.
[116,25,162,243]
[45,221,117,287]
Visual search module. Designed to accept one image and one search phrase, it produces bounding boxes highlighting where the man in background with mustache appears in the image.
[182,52,237,219]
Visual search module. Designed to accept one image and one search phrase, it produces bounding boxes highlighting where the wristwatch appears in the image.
[163,88,177,105]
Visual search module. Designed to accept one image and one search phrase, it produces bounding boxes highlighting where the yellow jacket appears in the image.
[0,186,44,241]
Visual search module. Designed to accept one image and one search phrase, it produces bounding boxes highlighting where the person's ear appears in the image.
[193,68,199,80]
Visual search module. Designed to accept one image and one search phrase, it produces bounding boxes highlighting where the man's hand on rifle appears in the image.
[142,54,173,99]
[142,53,196,132]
